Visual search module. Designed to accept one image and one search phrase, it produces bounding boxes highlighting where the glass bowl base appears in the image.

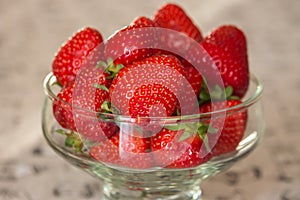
[103,182,202,200]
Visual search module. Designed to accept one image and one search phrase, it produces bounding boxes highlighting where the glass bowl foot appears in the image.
[103,182,202,200]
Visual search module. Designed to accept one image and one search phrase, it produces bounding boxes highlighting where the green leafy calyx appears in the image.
[95,58,124,79]
[55,129,83,153]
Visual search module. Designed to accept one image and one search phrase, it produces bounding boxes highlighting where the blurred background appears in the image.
[0,0,299,199]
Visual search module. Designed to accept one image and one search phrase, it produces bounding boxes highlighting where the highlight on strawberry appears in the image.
[49,2,251,169]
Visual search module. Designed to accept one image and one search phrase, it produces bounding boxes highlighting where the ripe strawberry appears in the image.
[151,128,212,168]
[199,99,247,156]
[201,25,249,97]
[200,42,249,98]
[202,25,247,56]
[89,131,152,169]
[132,16,156,26]
[181,59,203,96]
[153,3,203,56]
[53,68,118,142]
[154,3,203,42]
[111,131,151,153]
[105,22,155,66]
[52,27,104,87]
[53,83,76,131]
[169,58,204,116]
[109,54,187,118]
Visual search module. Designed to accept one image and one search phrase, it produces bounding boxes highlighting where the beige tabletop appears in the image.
[0,0,299,199]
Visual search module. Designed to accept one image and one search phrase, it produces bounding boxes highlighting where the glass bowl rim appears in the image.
[43,72,263,122]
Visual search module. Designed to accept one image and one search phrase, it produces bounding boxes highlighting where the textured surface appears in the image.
[1,0,300,199]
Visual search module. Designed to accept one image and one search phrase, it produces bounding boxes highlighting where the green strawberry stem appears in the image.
[95,57,124,79]
[199,81,240,104]
[99,100,121,119]
[198,124,219,151]
[55,129,84,153]
[164,121,219,152]
[93,83,109,92]
[100,100,113,113]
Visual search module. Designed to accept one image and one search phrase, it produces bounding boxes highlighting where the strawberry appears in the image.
[201,42,249,98]
[153,3,203,56]
[105,22,155,66]
[110,131,151,153]
[52,27,104,87]
[170,58,203,116]
[53,83,76,131]
[151,128,211,168]
[202,25,247,56]
[73,65,119,141]
[89,131,152,169]
[109,54,188,118]
[199,99,247,156]
[154,3,203,42]
[181,59,203,96]
[201,25,249,98]
[132,16,156,26]
[53,67,118,141]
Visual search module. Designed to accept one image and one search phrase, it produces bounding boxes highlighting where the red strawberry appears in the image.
[53,68,118,141]
[89,131,152,169]
[151,128,211,168]
[109,54,189,118]
[202,25,247,56]
[153,4,203,56]
[201,25,249,97]
[200,42,249,98]
[52,27,104,87]
[110,131,151,153]
[181,59,203,96]
[199,99,247,156]
[77,45,116,87]
[154,3,203,42]
[105,22,155,66]
[132,16,156,26]
[170,58,203,116]
[53,83,76,131]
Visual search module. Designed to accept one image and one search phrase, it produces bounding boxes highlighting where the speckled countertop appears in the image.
[0,0,299,199]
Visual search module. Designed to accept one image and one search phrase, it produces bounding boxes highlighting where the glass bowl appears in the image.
[42,72,264,200]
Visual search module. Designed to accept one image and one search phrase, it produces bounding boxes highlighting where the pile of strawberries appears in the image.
[51,3,249,169]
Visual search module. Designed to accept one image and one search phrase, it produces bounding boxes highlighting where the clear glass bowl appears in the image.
[42,72,264,200]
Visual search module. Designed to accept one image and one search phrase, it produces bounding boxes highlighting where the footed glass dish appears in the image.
[42,72,264,200]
